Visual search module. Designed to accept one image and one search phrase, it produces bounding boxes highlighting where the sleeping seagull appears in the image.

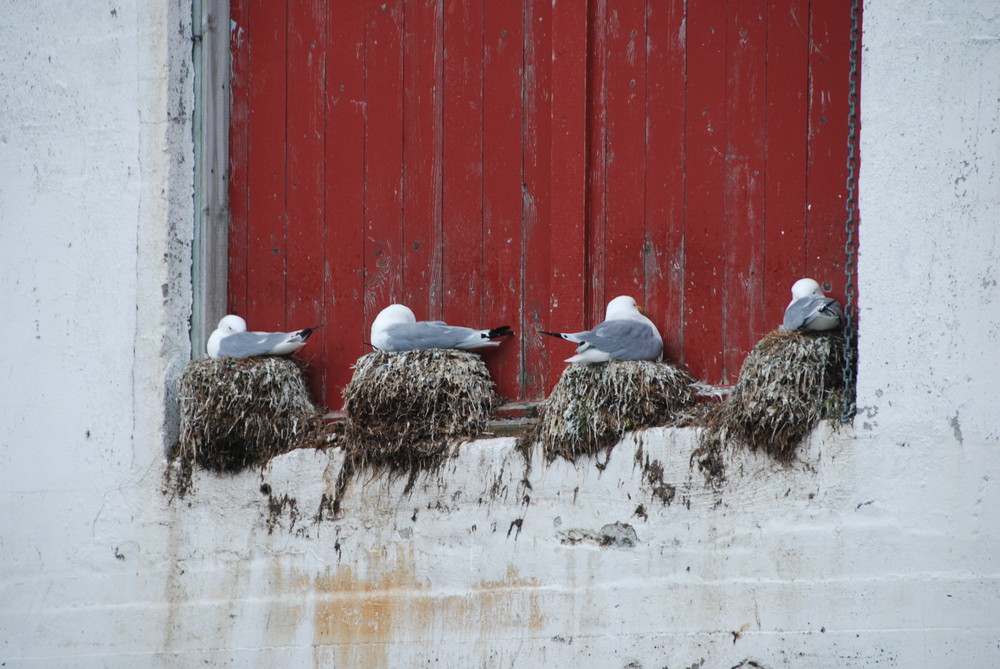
[782,278,846,332]
[370,304,513,352]
[207,315,323,359]
[541,295,663,363]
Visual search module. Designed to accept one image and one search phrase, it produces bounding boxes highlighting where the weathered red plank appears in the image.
[228,0,250,319]
[547,0,589,391]
[286,0,327,402]
[245,0,287,331]
[482,0,524,400]
[402,0,444,321]
[807,0,852,302]
[324,0,367,406]
[763,0,809,329]
[603,0,648,309]
[683,0,727,383]
[585,0,609,320]
[364,0,405,325]
[723,0,766,382]
[644,0,687,366]
[442,0,484,329]
[521,0,553,400]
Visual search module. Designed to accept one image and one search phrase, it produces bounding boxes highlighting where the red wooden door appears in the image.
[229,0,859,407]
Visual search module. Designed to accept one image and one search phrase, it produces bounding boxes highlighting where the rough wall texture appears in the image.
[0,0,999,667]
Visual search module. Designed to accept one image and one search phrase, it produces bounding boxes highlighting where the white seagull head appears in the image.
[605,295,644,321]
[372,304,416,329]
[217,314,248,334]
[207,314,248,358]
[789,278,824,302]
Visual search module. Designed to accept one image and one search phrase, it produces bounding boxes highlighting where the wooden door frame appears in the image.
[192,0,231,357]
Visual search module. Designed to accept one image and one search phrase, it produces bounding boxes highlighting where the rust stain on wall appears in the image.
[312,553,546,665]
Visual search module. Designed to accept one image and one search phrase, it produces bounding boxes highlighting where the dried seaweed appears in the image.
[335,349,501,507]
[172,356,325,484]
[695,329,850,479]
[519,360,698,463]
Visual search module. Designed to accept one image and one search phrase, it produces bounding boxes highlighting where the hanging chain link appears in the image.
[840,0,861,423]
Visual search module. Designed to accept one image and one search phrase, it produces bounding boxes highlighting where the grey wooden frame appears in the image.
[191,0,230,357]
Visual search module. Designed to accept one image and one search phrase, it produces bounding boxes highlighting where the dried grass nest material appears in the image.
[519,360,698,462]
[696,329,850,471]
[341,349,502,473]
[176,356,325,474]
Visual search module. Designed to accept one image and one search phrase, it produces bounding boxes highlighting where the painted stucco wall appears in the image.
[1,1,998,668]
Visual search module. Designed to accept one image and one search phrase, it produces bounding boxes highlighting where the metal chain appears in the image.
[840,0,861,422]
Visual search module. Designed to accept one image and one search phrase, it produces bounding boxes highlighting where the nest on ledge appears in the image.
[519,360,698,463]
[172,356,325,488]
[336,349,501,502]
[694,329,851,480]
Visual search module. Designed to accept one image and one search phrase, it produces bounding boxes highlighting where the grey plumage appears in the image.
[542,319,663,362]
[782,296,845,331]
[541,295,664,363]
[217,328,318,357]
[376,322,512,352]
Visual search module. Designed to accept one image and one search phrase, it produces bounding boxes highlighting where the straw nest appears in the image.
[695,329,850,475]
[519,360,698,463]
[173,356,325,483]
[337,349,501,495]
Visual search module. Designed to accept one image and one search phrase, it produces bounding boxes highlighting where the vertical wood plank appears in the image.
[364,0,405,325]
[807,0,851,301]
[521,0,552,400]
[603,0,647,308]
[763,0,809,328]
[722,0,766,382]
[548,0,588,391]
[286,0,328,402]
[228,0,250,319]
[585,0,608,321]
[402,0,444,321]
[482,0,524,400]
[683,0,727,383]
[644,0,687,366]
[442,0,485,328]
[325,0,367,406]
[245,0,287,330]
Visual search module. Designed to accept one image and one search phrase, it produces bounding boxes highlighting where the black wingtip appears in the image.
[486,325,514,339]
[299,323,326,340]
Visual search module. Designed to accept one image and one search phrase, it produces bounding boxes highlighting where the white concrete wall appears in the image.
[0,0,194,664]
[1,0,998,667]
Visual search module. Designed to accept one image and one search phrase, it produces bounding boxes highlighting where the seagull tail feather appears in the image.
[539,330,571,341]
[298,324,325,340]
[486,325,514,340]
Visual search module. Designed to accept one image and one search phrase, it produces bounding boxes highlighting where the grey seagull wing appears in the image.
[218,331,296,357]
[578,319,663,361]
[382,322,475,351]
[783,296,844,330]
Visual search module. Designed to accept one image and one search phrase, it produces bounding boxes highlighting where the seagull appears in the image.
[370,304,513,352]
[541,295,663,363]
[781,278,846,331]
[206,315,323,358]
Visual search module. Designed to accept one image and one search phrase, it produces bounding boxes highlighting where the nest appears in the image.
[337,349,501,497]
[174,356,325,477]
[519,360,698,463]
[695,329,850,472]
